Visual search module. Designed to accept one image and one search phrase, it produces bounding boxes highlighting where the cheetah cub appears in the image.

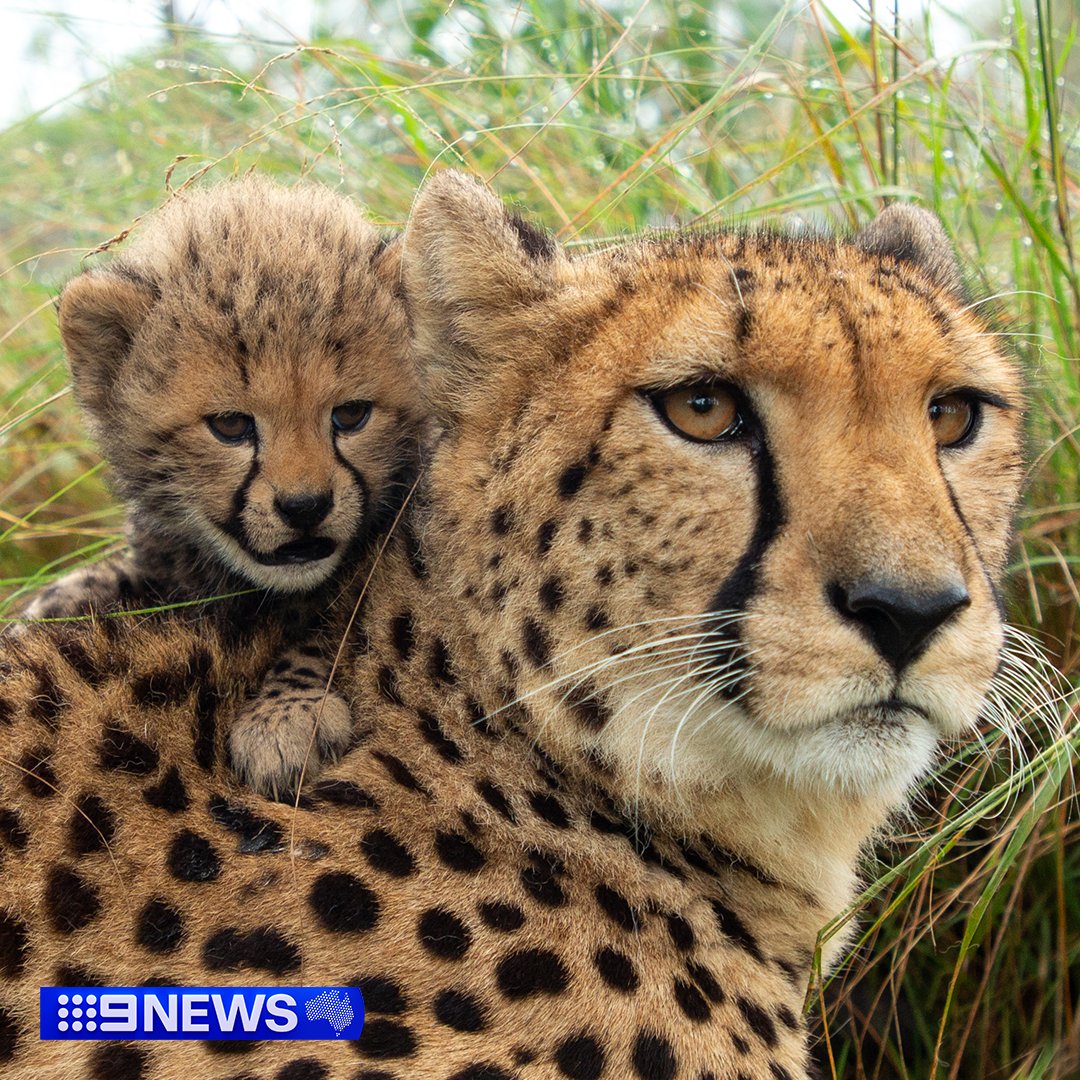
[19,177,421,799]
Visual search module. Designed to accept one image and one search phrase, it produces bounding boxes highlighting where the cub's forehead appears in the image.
[578,232,1021,402]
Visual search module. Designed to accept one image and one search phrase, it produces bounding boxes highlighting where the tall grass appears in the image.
[0,2,1077,1075]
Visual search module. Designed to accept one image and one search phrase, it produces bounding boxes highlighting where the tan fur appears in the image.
[0,172,1024,1079]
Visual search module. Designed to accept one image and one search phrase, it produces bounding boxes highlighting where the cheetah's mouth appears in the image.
[253,538,338,566]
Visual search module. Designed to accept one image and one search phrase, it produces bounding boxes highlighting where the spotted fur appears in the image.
[16,177,422,798]
[0,172,1024,1078]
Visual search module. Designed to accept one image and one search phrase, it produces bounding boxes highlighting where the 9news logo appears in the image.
[40,987,365,1041]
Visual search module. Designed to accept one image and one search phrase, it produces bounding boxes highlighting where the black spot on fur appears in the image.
[556,1033,606,1080]
[417,711,463,763]
[687,961,725,1004]
[356,975,407,1015]
[711,898,763,961]
[478,901,525,932]
[584,605,609,631]
[490,505,514,535]
[522,618,552,668]
[537,519,558,555]
[362,829,416,878]
[0,913,28,977]
[99,725,159,774]
[666,912,695,951]
[390,611,415,661]
[309,872,380,933]
[46,866,101,933]
[595,884,637,931]
[496,948,569,999]
[276,1060,328,1080]
[433,988,488,1032]
[777,1003,800,1030]
[136,897,185,954]
[202,1038,258,1055]
[435,830,486,874]
[355,1017,417,1059]
[29,668,65,726]
[203,926,301,975]
[594,945,638,992]
[428,637,455,684]
[674,978,711,1022]
[632,1031,677,1080]
[565,684,609,731]
[167,829,221,882]
[131,665,192,706]
[539,577,564,612]
[142,766,189,813]
[475,779,516,822]
[312,779,379,810]
[558,461,589,498]
[528,790,571,828]
[69,793,117,855]
[520,852,566,907]
[376,665,405,706]
[736,995,778,1047]
[19,746,56,797]
[208,795,285,853]
[417,907,471,960]
[88,1043,148,1080]
[371,750,431,797]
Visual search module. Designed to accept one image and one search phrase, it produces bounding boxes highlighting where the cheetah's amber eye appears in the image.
[929,393,978,448]
[652,383,744,443]
[206,413,255,444]
[331,400,372,435]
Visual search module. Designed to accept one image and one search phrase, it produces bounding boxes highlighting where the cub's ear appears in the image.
[58,269,158,414]
[855,203,963,296]
[402,169,566,418]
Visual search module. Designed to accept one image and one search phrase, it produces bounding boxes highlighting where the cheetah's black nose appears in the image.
[274,492,334,530]
[829,579,970,672]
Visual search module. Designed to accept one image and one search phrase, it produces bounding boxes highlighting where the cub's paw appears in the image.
[228,688,353,802]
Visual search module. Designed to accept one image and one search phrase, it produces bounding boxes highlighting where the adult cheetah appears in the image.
[0,171,1024,1079]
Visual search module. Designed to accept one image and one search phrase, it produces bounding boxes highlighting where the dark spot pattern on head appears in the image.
[208,796,285,853]
[631,1031,677,1080]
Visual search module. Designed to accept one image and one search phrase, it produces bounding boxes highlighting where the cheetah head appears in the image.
[58,178,420,593]
[404,171,1024,805]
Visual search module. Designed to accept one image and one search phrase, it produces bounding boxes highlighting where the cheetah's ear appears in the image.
[403,169,567,420]
[58,269,158,415]
[855,204,963,296]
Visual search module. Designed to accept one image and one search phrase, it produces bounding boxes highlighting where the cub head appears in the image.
[58,177,420,593]
[404,171,1025,805]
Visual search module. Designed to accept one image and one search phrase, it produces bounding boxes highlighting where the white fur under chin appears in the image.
[199,519,343,594]
[597,678,958,802]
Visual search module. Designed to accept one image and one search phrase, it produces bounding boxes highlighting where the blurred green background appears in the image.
[0,1,1077,1076]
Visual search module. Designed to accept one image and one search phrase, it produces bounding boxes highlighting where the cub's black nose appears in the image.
[274,492,333,530]
[829,579,970,672]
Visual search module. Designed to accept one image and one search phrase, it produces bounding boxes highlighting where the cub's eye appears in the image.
[331,400,372,434]
[651,382,744,443]
[929,393,978,448]
[206,413,255,444]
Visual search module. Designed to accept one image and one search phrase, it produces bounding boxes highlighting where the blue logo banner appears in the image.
[40,986,364,1041]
